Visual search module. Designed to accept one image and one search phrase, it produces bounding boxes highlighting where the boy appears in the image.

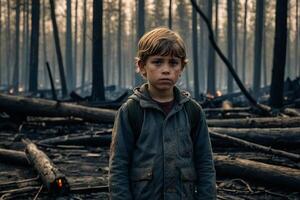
[109,27,216,200]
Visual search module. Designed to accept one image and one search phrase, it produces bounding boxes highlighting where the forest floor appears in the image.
[0,120,299,200]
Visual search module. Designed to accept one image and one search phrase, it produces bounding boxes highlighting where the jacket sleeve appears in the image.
[193,106,216,200]
[109,104,135,200]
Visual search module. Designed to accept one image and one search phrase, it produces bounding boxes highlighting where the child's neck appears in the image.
[148,84,174,103]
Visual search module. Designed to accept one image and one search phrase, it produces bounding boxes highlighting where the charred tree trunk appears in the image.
[242,0,248,83]
[29,0,40,94]
[49,0,68,97]
[13,0,21,94]
[42,0,48,88]
[296,0,299,76]
[81,0,87,94]
[227,0,234,93]
[91,0,105,101]
[192,5,199,100]
[0,1,2,85]
[207,0,216,95]
[135,0,145,86]
[168,0,172,29]
[65,0,73,91]
[73,0,78,89]
[6,0,11,86]
[24,1,30,90]
[117,0,122,86]
[252,0,264,97]
[269,0,288,108]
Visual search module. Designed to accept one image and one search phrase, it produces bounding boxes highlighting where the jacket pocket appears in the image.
[130,167,153,199]
[130,167,152,181]
[180,167,197,200]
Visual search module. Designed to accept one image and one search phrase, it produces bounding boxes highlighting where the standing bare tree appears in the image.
[6,0,11,86]
[118,0,122,86]
[296,0,299,76]
[253,0,265,97]
[207,0,216,95]
[192,4,199,99]
[91,0,105,101]
[269,0,288,108]
[215,0,219,89]
[135,0,145,86]
[242,0,248,83]
[66,0,73,90]
[42,0,48,88]
[29,0,40,93]
[233,0,239,74]
[169,0,172,29]
[13,0,21,93]
[73,0,78,88]
[81,0,87,94]
[0,1,2,85]
[49,0,68,96]
[24,0,30,89]
[227,0,234,93]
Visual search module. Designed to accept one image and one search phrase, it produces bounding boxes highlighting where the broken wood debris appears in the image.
[23,139,70,195]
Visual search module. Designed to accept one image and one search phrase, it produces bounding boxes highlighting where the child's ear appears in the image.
[136,60,147,77]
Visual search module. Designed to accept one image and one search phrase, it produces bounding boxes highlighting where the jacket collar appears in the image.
[129,83,190,110]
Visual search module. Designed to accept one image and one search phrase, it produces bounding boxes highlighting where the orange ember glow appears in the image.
[57,179,63,188]
[215,90,222,97]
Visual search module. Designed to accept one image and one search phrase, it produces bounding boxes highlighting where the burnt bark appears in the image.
[207,117,300,128]
[215,155,300,191]
[0,93,116,123]
[49,0,68,97]
[269,0,288,108]
[29,0,40,93]
[23,139,69,194]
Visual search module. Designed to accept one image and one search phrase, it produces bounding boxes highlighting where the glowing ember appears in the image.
[57,179,63,188]
[215,90,222,97]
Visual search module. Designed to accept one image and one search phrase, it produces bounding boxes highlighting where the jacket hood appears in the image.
[129,83,190,107]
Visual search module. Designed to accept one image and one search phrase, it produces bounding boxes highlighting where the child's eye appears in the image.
[170,60,179,66]
[152,60,162,65]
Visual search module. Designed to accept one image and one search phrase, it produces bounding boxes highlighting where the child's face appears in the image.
[139,55,183,92]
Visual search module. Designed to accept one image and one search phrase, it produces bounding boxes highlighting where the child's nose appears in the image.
[162,65,171,73]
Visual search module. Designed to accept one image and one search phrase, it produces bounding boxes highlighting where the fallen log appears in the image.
[0,148,29,166]
[0,93,116,123]
[207,117,300,128]
[204,107,252,113]
[26,117,85,126]
[23,139,69,195]
[214,155,300,191]
[210,130,300,161]
[282,108,300,117]
[210,127,300,148]
[0,176,40,193]
[38,133,112,147]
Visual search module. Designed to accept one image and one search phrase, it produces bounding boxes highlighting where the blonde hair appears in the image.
[136,27,188,68]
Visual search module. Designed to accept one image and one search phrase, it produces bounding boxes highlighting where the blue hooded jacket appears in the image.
[109,84,216,200]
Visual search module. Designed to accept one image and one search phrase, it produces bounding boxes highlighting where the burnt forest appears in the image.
[0,0,300,199]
